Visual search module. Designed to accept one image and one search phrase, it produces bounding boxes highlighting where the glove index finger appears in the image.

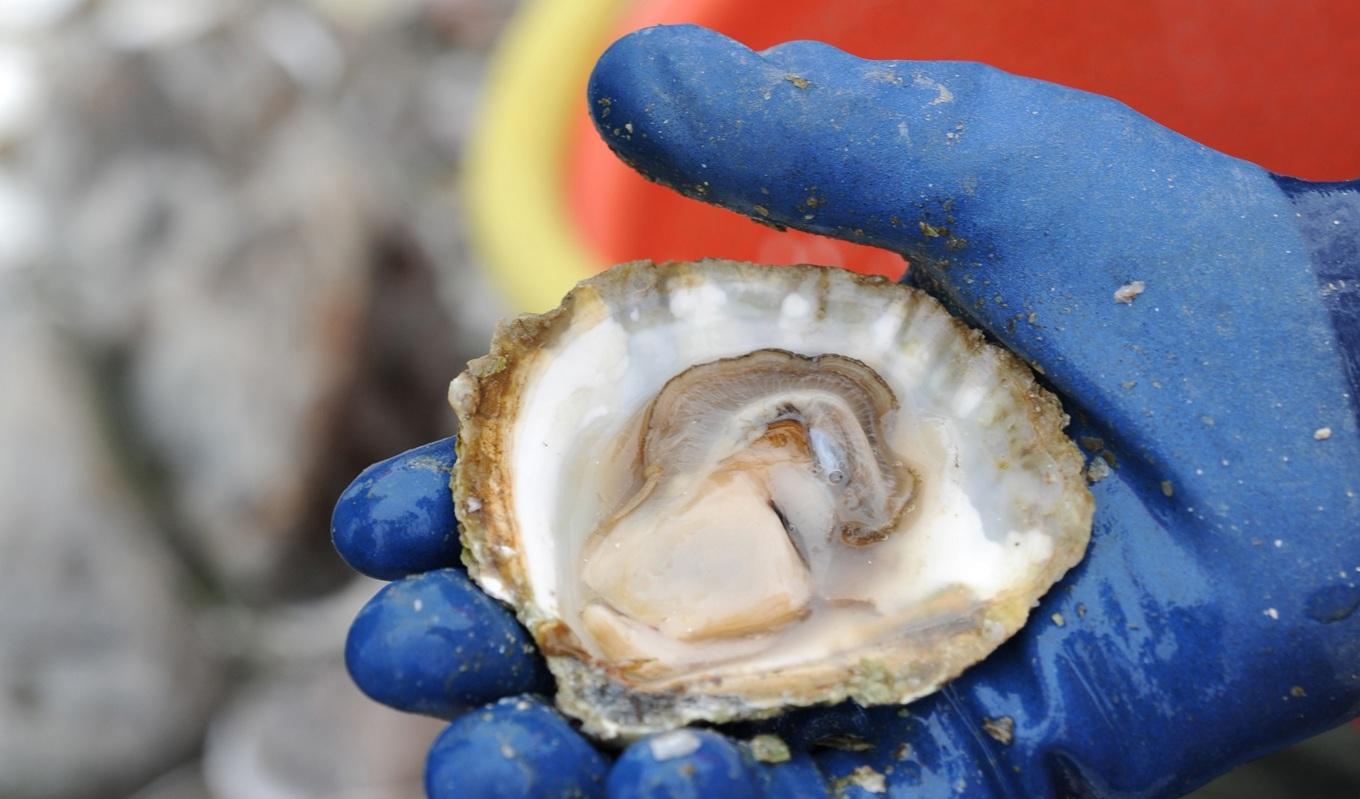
[587,26,1058,268]
[589,25,927,252]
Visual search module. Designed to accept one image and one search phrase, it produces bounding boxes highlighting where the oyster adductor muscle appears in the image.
[450,260,1093,740]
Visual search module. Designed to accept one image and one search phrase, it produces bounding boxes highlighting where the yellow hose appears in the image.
[463,0,627,312]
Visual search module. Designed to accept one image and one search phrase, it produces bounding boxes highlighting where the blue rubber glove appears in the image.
[335,25,1360,798]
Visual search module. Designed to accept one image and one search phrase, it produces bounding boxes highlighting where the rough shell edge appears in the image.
[449,259,1094,741]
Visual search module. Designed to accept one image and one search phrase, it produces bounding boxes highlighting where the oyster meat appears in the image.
[450,260,1092,739]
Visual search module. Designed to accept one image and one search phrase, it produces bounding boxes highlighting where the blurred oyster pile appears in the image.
[0,0,513,796]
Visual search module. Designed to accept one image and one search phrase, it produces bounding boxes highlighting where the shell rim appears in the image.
[449,258,1094,740]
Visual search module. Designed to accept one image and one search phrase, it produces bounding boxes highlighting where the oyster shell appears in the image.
[450,260,1092,740]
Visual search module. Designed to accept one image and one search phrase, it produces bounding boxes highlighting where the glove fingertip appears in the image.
[426,696,608,799]
[609,729,763,799]
[332,436,462,580]
[345,569,550,717]
[587,25,767,198]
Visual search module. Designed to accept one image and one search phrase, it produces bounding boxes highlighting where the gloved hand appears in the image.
[334,25,1360,798]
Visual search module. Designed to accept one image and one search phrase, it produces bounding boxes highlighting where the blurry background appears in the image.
[0,1,1355,798]
[2,1,509,797]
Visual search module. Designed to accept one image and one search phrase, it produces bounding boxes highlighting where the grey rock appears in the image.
[0,0,85,34]
[204,661,443,799]
[2,2,512,795]
[0,285,219,799]
[95,0,230,52]
[51,108,376,598]
[30,3,476,600]
[128,764,215,799]
[118,112,375,598]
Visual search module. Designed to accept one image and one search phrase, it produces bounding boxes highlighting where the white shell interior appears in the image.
[508,269,1064,682]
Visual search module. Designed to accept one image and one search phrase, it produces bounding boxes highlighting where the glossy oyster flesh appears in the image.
[450,260,1092,740]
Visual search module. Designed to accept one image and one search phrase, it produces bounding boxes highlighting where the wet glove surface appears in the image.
[335,25,1360,798]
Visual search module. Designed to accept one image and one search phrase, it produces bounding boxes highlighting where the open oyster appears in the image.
[450,260,1092,740]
